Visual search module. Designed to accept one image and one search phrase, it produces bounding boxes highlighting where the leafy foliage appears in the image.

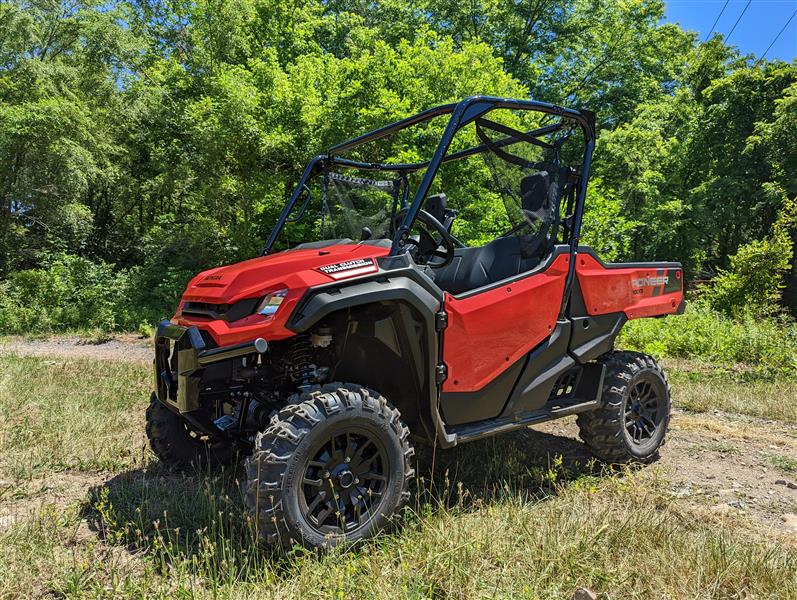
[0,253,139,332]
[1,0,797,335]
[700,197,796,318]
[620,303,797,377]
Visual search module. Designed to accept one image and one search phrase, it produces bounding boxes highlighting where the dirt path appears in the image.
[534,412,797,536]
[2,335,796,538]
[0,334,152,363]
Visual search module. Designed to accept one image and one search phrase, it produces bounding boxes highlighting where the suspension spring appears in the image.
[288,334,317,390]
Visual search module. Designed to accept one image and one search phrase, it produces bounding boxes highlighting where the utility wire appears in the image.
[725,0,752,42]
[761,8,797,59]
[705,0,731,41]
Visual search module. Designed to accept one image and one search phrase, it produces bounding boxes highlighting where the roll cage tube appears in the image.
[262,96,596,266]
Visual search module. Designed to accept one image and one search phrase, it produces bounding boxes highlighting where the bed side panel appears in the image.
[575,252,683,320]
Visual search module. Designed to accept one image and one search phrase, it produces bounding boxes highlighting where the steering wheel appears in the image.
[393,208,456,268]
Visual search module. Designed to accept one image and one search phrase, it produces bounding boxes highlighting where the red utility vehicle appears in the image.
[147,96,684,549]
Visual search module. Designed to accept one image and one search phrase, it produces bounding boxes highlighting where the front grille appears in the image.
[182,297,259,322]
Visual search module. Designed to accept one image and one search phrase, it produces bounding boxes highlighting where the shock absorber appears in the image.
[288,334,318,391]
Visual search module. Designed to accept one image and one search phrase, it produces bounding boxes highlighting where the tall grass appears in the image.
[1,353,796,598]
[0,356,150,480]
[620,304,797,377]
[2,465,795,598]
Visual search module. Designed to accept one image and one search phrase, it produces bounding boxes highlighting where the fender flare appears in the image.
[286,272,456,447]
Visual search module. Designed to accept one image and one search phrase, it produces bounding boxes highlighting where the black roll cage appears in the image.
[262,95,596,317]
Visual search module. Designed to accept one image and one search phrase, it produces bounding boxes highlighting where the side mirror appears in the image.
[360,226,373,241]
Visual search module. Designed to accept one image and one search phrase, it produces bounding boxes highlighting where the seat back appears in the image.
[432,165,569,295]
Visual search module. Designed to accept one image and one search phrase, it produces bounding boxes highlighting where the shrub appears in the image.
[0,254,144,333]
[619,301,797,376]
[0,216,246,334]
[700,196,796,318]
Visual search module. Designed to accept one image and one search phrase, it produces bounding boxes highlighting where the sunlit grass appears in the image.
[1,469,795,599]
[0,355,151,480]
[0,352,795,598]
[665,359,797,424]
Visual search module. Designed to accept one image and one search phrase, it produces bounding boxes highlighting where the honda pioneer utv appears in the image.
[147,96,684,549]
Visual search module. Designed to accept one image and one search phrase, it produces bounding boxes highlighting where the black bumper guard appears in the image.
[152,319,268,414]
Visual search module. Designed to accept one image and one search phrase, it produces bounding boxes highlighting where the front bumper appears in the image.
[153,320,268,414]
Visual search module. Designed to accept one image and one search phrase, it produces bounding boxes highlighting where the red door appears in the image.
[441,253,570,393]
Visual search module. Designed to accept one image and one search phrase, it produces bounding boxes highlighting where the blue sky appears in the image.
[664,0,797,61]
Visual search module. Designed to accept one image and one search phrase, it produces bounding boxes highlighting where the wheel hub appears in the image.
[336,469,355,489]
[624,378,662,445]
[300,430,388,534]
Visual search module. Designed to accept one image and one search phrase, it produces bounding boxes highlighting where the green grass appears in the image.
[1,352,796,598]
[0,355,151,480]
[620,305,797,377]
[769,453,797,473]
[664,361,797,424]
[1,469,795,598]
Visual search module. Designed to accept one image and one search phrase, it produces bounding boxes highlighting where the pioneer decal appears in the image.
[317,258,378,280]
[631,275,669,288]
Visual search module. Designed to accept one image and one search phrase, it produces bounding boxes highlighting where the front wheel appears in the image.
[244,383,414,549]
[576,351,671,464]
[145,394,235,470]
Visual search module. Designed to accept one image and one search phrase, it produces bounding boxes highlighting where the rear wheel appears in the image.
[576,351,671,464]
[145,394,234,470]
[244,383,414,549]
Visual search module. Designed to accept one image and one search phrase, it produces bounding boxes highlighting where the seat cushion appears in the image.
[433,236,548,295]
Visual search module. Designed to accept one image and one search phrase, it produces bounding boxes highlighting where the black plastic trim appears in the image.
[451,398,598,444]
[500,320,574,417]
[450,361,604,445]
[181,297,259,322]
[287,276,441,333]
[285,270,454,447]
[568,313,626,363]
[440,356,525,426]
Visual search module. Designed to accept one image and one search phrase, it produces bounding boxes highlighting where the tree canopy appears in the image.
[1,0,796,329]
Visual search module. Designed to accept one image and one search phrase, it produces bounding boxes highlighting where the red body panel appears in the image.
[441,254,570,393]
[575,254,683,319]
[173,244,389,346]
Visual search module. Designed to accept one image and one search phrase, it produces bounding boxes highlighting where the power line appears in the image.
[705,0,731,41]
[725,0,752,42]
[762,9,797,59]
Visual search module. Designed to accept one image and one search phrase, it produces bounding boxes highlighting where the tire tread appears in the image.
[576,351,671,464]
[243,383,414,548]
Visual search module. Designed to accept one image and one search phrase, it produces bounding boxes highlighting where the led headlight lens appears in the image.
[256,289,288,317]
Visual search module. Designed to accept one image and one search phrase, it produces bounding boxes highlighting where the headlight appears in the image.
[255,289,288,317]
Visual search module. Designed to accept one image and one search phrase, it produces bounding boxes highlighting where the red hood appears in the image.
[182,244,390,305]
[175,243,391,346]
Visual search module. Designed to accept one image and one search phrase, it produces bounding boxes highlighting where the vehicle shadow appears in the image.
[414,426,603,508]
[81,426,608,568]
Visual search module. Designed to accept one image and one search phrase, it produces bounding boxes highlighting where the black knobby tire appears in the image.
[244,383,414,549]
[145,395,234,470]
[576,351,671,464]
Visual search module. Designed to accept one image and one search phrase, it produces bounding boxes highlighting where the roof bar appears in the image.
[327,122,564,173]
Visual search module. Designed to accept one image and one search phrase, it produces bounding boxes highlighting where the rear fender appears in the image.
[574,247,684,319]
